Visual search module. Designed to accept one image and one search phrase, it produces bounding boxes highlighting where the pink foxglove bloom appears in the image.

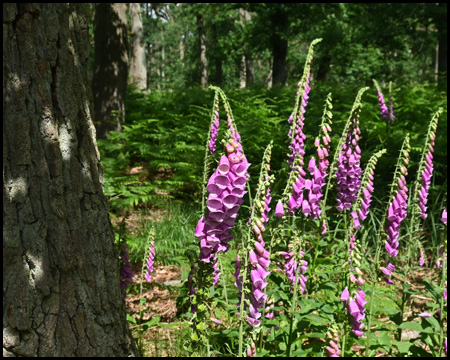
[419,252,425,267]
[212,256,221,286]
[196,140,250,265]
[341,287,349,302]
[417,113,439,219]
[377,88,389,121]
[275,200,285,218]
[246,185,272,327]
[336,116,363,212]
[348,288,366,337]
[145,239,155,282]
[326,329,342,357]
[279,249,308,294]
[442,209,447,225]
[235,144,273,328]
[246,342,257,357]
[419,312,432,318]
[385,172,408,261]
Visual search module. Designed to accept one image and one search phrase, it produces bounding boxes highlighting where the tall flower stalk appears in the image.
[373,79,390,122]
[138,229,155,350]
[276,38,322,216]
[190,88,250,354]
[323,87,369,217]
[340,149,386,353]
[235,142,273,357]
[382,135,410,283]
[303,93,333,221]
[410,108,443,265]
[364,135,410,354]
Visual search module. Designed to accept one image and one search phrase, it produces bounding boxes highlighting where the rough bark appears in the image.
[3,3,138,357]
[92,3,128,140]
[129,3,147,91]
[197,14,208,88]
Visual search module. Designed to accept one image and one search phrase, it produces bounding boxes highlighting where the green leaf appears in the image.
[421,316,441,332]
[398,321,432,333]
[127,314,137,324]
[143,316,160,328]
[393,341,413,353]
[196,321,206,331]
[191,331,199,342]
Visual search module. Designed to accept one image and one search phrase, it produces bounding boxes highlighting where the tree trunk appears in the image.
[271,8,289,87]
[267,60,273,89]
[239,8,254,87]
[197,14,208,88]
[240,55,247,88]
[212,24,222,86]
[129,3,147,91]
[435,3,447,90]
[246,57,255,86]
[3,3,138,357]
[92,3,128,140]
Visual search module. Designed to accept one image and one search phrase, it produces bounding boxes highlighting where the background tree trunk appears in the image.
[92,3,128,140]
[3,3,138,357]
[435,3,447,90]
[129,3,147,91]
[197,14,208,88]
[270,7,289,86]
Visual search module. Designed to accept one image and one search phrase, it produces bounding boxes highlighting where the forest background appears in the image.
[94,3,447,355]
[98,2,447,231]
[3,3,446,357]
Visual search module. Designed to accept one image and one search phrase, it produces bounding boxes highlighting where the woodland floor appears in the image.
[119,213,439,357]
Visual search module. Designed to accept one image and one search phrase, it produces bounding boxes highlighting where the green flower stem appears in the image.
[341,210,350,357]
[365,237,382,356]
[259,227,277,354]
[238,247,249,358]
[137,231,154,351]
[438,255,447,356]
[286,232,301,357]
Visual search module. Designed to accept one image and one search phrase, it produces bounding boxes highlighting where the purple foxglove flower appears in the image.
[377,90,389,120]
[336,119,362,212]
[197,138,250,266]
[145,240,155,282]
[442,209,447,225]
[348,299,360,317]
[419,312,432,317]
[275,201,285,218]
[322,220,327,234]
[341,287,349,302]
[380,267,391,276]
[419,252,425,266]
